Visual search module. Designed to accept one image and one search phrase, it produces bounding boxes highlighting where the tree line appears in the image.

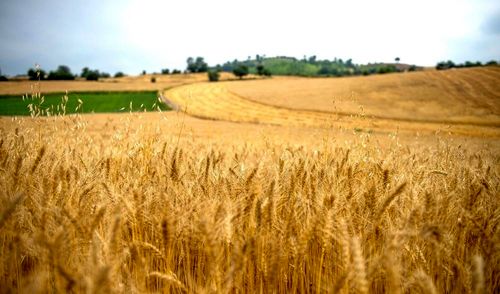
[436,60,498,70]
[209,55,421,78]
[24,65,126,81]
[1,56,497,83]
[161,57,273,82]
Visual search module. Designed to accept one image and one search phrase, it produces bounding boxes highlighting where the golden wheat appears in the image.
[0,110,498,293]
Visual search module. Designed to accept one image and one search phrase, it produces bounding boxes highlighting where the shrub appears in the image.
[207,70,220,82]
[114,72,125,78]
[233,64,249,79]
[151,76,156,83]
[161,68,170,75]
[377,67,390,74]
[0,75,8,82]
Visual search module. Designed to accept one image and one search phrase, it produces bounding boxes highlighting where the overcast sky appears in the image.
[1,0,499,76]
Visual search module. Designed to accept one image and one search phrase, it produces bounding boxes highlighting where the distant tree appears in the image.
[0,67,7,82]
[47,65,74,80]
[486,60,498,66]
[81,67,109,81]
[142,70,147,75]
[308,55,317,64]
[207,70,220,82]
[186,57,208,73]
[263,68,272,77]
[345,58,354,68]
[232,64,249,79]
[197,57,208,72]
[86,70,100,81]
[27,68,47,80]
[171,69,181,74]
[186,57,195,72]
[81,67,98,80]
[436,60,455,70]
[318,66,331,76]
[81,67,90,78]
[464,61,475,68]
[408,65,418,72]
[395,57,400,63]
[114,72,125,78]
[161,68,170,75]
[256,64,266,76]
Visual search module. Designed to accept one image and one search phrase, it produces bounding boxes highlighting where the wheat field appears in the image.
[1,69,499,293]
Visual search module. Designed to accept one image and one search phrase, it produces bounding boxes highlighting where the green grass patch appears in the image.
[0,91,170,116]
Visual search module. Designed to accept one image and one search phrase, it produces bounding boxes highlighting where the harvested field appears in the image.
[163,75,500,138]
[224,67,500,127]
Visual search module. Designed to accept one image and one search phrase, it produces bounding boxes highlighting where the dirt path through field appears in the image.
[163,83,500,138]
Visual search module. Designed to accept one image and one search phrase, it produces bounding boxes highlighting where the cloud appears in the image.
[1,0,499,75]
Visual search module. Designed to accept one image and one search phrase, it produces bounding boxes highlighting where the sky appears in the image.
[0,0,499,76]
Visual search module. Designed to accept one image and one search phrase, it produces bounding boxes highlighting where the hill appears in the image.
[217,56,420,77]
[224,66,500,127]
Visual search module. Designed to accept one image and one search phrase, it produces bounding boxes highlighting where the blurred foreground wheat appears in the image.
[0,111,499,293]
